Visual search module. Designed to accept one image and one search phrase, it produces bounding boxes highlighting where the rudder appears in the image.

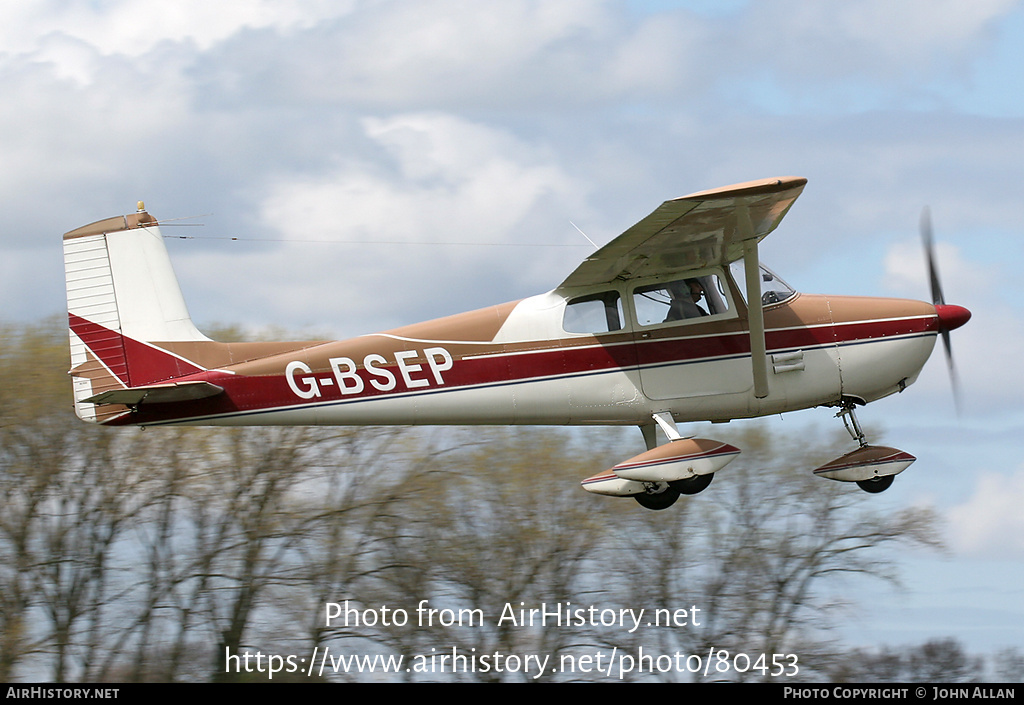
[64,203,210,422]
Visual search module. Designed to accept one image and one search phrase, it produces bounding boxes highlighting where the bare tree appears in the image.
[830,638,987,682]
[1,321,156,681]
[352,427,618,682]
[991,647,1024,683]
[0,320,72,681]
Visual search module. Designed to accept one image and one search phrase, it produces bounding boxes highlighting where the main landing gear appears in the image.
[580,413,738,510]
[627,412,731,510]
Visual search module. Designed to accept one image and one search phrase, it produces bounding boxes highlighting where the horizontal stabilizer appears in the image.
[82,380,224,406]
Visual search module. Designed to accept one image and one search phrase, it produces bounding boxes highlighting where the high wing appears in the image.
[560,176,807,288]
[561,176,808,400]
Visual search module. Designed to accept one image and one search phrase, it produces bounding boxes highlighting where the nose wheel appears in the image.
[856,475,895,493]
[814,402,914,494]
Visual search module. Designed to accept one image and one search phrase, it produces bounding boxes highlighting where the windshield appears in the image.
[728,261,797,306]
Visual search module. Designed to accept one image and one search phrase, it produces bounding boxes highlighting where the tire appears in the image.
[856,475,895,493]
[634,487,680,510]
[669,473,714,495]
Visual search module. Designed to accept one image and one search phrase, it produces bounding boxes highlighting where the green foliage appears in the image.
[0,316,73,426]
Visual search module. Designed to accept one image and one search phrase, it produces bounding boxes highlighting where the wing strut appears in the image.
[739,203,769,399]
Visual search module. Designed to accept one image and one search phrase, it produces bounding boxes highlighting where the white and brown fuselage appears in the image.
[62,176,964,434]
[68,283,942,429]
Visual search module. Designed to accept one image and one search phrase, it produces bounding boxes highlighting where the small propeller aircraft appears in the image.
[62,176,970,509]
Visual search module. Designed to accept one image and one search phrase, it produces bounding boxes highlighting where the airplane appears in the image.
[62,176,971,509]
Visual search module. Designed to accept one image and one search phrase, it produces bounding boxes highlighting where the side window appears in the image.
[563,291,624,334]
[633,274,731,327]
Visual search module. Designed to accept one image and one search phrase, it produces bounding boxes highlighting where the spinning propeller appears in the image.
[920,207,971,414]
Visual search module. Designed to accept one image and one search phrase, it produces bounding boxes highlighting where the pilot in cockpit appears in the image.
[665,278,708,321]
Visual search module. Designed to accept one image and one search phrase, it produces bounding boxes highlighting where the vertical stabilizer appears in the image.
[64,205,209,422]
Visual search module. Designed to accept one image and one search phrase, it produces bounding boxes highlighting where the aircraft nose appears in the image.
[935,304,971,332]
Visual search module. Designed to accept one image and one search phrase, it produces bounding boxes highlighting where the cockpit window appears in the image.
[563,291,624,334]
[729,261,797,306]
[632,273,732,327]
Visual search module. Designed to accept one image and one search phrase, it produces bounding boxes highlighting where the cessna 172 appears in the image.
[63,176,970,509]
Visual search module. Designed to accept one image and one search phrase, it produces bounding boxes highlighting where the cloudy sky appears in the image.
[2,0,1022,658]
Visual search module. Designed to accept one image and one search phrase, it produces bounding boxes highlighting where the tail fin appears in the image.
[64,203,211,422]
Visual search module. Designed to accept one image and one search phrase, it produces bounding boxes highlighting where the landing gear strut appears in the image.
[838,401,868,448]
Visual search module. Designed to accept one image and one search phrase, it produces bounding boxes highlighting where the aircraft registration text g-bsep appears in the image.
[286,346,454,399]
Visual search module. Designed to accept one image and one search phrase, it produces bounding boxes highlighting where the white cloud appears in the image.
[207,113,591,335]
[0,42,196,232]
[948,468,1024,558]
[3,0,1022,342]
[740,0,1017,80]
[0,0,352,59]
[185,0,702,109]
[882,239,988,300]
[263,113,582,243]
